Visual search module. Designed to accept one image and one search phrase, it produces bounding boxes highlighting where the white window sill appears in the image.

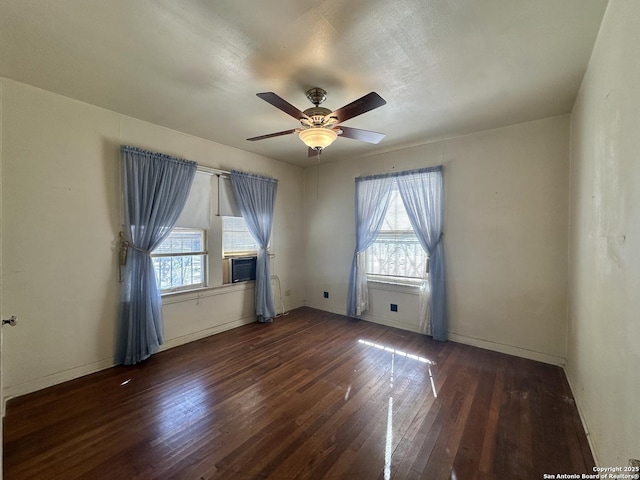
[367,279,421,295]
[223,252,258,258]
[161,281,255,305]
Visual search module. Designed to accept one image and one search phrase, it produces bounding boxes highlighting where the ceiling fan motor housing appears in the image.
[300,106,335,128]
[305,87,327,106]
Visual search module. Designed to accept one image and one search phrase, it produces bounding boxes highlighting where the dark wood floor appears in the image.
[4,307,593,480]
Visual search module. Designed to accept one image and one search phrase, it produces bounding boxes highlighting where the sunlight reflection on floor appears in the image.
[385,395,394,480]
[358,338,439,479]
[358,338,438,398]
[357,339,435,365]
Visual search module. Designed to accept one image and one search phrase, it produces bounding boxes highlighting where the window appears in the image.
[152,228,207,292]
[147,171,261,293]
[150,169,212,293]
[222,216,259,256]
[365,184,428,286]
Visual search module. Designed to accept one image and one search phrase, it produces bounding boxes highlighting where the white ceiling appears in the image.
[0,0,608,167]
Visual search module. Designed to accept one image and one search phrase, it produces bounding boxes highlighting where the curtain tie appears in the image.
[428,232,444,254]
[426,232,444,274]
[119,231,152,266]
[124,242,152,255]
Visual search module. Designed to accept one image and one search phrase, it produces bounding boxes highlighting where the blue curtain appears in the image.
[396,166,447,341]
[346,174,394,317]
[230,170,278,322]
[116,146,197,365]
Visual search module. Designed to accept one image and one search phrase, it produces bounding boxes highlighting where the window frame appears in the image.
[145,169,264,295]
[151,227,208,293]
[365,183,428,288]
[221,215,260,258]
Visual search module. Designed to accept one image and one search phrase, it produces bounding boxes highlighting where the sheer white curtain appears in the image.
[347,167,447,340]
[396,166,447,340]
[116,146,197,365]
[346,174,394,316]
[229,170,278,322]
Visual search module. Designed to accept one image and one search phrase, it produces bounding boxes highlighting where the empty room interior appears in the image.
[0,1,638,479]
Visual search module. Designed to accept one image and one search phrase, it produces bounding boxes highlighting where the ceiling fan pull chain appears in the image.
[316,148,321,200]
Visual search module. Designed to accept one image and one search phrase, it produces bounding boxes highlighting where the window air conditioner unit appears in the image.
[231,256,257,283]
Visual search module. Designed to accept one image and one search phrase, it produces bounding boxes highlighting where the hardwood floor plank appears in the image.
[450,349,498,479]
[478,359,505,475]
[3,307,593,480]
[419,345,483,479]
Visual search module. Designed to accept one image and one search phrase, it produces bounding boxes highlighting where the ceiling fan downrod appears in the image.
[305,87,327,106]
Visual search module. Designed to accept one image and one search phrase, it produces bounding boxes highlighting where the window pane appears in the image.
[151,228,206,291]
[154,228,204,254]
[366,185,428,282]
[222,216,259,254]
[366,232,427,279]
[152,254,205,290]
[380,190,413,231]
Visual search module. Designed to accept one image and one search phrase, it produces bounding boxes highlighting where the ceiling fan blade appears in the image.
[246,129,297,141]
[338,126,385,144]
[330,92,386,124]
[256,92,309,121]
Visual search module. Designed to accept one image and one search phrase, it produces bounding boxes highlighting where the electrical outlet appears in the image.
[323,291,329,299]
[284,290,291,297]
[390,304,398,312]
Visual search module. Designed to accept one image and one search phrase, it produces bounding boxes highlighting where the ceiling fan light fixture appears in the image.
[298,127,338,150]
[249,89,386,153]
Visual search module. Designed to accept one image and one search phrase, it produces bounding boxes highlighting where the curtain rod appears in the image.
[121,146,230,176]
[197,165,230,177]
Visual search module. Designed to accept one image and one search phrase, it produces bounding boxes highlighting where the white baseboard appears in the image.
[359,312,423,334]
[303,301,346,315]
[447,332,566,366]
[3,357,117,412]
[160,315,256,351]
[301,304,565,366]
[563,366,599,466]
[2,315,259,415]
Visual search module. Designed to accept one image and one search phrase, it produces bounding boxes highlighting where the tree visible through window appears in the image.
[365,184,428,286]
[151,228,206,291]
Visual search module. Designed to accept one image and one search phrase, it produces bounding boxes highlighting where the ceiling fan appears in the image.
[247,87,387,156]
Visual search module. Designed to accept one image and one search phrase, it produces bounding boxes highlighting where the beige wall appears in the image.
[0,76,4,475]
[304,115,570,364]
[567,0,640,467]
[0,78,305,400]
